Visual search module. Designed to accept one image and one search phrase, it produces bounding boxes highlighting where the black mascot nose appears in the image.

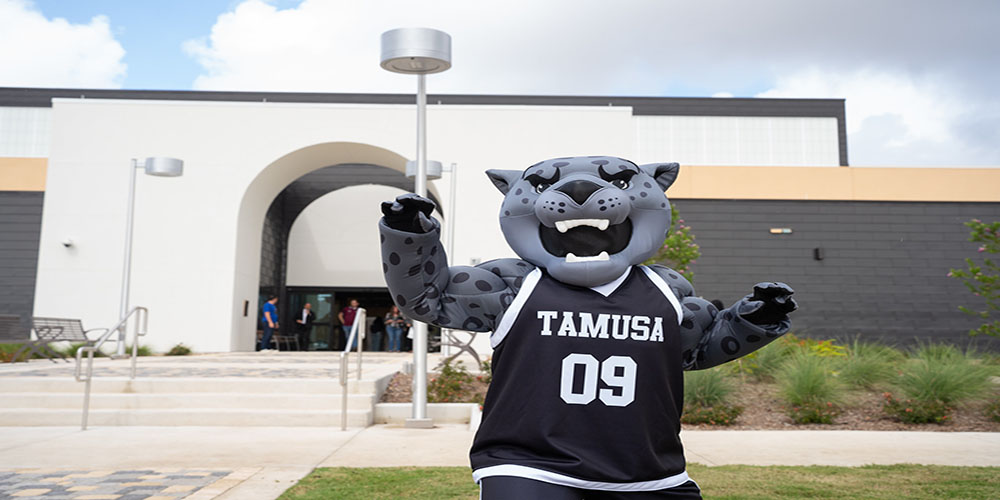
[557,180,602,205]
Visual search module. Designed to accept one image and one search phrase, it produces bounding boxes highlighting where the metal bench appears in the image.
[432,329,482,369]
[23,317,106,363]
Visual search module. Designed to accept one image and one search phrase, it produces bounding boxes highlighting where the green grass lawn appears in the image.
[279,464,1000,499]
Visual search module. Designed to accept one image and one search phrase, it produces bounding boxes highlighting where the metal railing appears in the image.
[339,308,366,431]
[74,306,148,430]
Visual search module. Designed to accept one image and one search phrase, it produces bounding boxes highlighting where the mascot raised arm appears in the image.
[379,156,796,499]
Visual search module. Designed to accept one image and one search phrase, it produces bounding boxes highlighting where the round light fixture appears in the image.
[380,28,452,75]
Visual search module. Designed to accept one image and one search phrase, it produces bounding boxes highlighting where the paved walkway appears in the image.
[2,425,999,499]
[2,353,999,499]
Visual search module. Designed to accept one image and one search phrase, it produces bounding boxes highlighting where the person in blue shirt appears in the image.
[261,295,279,351]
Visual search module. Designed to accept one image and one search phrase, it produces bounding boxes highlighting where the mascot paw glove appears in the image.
[740,282,797,325]
[381,193,437,233]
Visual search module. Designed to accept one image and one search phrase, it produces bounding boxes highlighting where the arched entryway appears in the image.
[230,142,443,351]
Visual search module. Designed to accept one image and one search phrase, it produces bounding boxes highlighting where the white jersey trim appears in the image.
[639,266,685,325]
[588,267,632,297]
[490,268,543,348]
[473,464,691,492]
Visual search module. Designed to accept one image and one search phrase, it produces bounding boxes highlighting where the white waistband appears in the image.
[472,464,691,492]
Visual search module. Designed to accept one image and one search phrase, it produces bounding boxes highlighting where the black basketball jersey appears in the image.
[470,266,690,491]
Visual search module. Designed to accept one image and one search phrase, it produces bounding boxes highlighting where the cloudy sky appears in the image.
[2,0,997,166]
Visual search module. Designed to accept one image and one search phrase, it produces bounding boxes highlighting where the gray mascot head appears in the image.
[486,156,679,288]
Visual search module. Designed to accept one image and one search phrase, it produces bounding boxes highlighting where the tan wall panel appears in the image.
[4,155,996,201]
[0,157,47,191]
[669,165,1000,202]
[850,168,1000,202]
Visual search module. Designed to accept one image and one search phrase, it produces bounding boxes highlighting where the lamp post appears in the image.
[381,27,451,429]
[117,157,184,355]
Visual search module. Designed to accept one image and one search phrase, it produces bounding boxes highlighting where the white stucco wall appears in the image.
[634,116,840,166]
[35,98,634,352]
[286,184,437,288]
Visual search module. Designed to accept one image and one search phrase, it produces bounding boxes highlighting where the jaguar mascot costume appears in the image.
[379,156,796,499]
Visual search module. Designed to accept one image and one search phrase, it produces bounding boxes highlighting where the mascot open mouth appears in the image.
[539,218,633,262]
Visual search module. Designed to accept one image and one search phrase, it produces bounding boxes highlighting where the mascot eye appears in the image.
[525,168,560,193]
[611,179,629,189]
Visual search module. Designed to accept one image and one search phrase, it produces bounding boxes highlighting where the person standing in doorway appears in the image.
[295,302,315,351]
[338,299,360,350]
[261,295,279,351]
[384,305,408,352]
[369,315,385,352]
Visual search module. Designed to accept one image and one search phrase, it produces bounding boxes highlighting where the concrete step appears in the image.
[0,408,374,427]
[0,393,376,411]
[375,403,479,425]
[0,377,381,395]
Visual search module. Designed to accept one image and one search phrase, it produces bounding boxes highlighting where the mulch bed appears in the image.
[380,372,1000,432]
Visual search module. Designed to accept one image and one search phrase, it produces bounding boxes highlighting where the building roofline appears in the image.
[0,87,848,165]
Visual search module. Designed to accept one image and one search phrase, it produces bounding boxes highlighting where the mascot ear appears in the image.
[485,169,522,195]
[640,162,680,191]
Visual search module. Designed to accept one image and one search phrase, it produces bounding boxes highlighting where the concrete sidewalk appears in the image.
[2,425,999,499]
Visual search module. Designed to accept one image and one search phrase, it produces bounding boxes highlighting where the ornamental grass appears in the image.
[777,352,845,424]
[836,339,902,390]
[682,367,743,425]
[883,354,991,424]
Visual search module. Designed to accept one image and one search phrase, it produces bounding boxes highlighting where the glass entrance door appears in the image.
[286,291,336,350]
[284,287,440,352]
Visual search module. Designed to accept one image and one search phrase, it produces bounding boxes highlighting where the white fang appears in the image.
[555,219,610,233]
[565,251,610,263]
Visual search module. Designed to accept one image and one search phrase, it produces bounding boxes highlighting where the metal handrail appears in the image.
[74,306,148,430]
[339,308,366,431]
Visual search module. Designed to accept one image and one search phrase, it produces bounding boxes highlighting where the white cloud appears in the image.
[182,0,1000,166]
[757,68,998,166]
[182,0,675,95]
[0,0,126,88]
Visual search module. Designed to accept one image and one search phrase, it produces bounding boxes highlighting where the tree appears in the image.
[948,219,1000,338]
[645,203,701,282]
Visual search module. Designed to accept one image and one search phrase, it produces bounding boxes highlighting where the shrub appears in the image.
[125,344,153,356]
[986,398,1000,423]
[476,358,492,385]
[786,401,841,424]
[883,356,991,424]
[784,334,847,358]
[643,204,701,282]
[893,357,990,406]
[883,393,953,424]
[428,360,473,403]
[948,218,1000,338]
[777,352,844,424]
[166,344,192,356]
[682,404,744,426]
[62,343,109,358]
[682,368,743,425]
[0,344,39,363]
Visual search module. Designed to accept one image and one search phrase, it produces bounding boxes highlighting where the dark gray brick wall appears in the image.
[0,191,43,335]
[671,199,1000,347]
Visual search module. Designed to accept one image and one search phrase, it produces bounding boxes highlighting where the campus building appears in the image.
[1,87,998,353]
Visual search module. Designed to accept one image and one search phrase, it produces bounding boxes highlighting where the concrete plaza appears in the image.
[1,353,998,499]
